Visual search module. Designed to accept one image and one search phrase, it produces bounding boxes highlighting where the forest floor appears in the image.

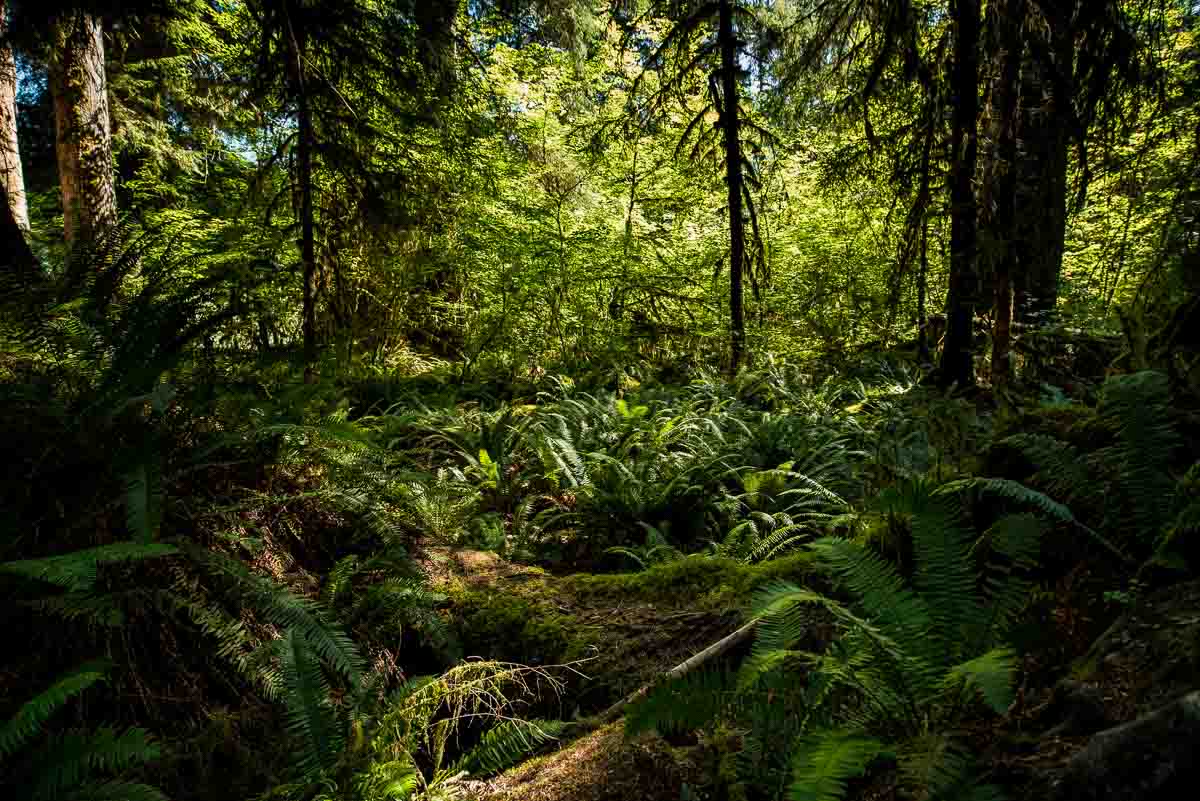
[426,547,1200,801]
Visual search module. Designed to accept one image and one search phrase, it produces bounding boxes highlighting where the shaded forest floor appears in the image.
[430,547,1200,801]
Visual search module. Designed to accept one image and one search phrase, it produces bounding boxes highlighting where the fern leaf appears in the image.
[944,648,1017,714]
[0,661,110,759]
[806,538,933,652]
[911,498,980,661]
[452,719,567,777]
[1,543,177,592]
[65,779,169,801]
[186,546,364,686]
[279,627,344,778]
[27,727,161,800]
[789,730,886,801]
[626,669,735,736]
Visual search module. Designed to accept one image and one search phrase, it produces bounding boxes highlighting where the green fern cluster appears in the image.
[0,662,166,801]
[628,479,1055,801]
[1003,370,1192,564]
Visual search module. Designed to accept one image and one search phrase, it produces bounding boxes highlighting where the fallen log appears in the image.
[594,618,758,724]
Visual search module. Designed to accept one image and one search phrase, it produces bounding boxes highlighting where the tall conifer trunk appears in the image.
[49,11,116,250]
[0,0,28,234]
[987,0,1023,386]
[939,0,981,388]
[1012,32,1071,323]
[718,0,746,372]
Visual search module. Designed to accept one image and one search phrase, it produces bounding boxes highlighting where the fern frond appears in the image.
[626,668,736,736]
[63,779,169,801]
[910,498,980,661]
[27,727,160,800]
[1,543,177,591]
[806,538,932,651]
[936,477,1074,523]
[185,545,364,686]
[0,661,110,758]
[974,513,1043,648]
[941,477,1129,563]
[279,627,344,778]
[322,555,360,607]
[788,730,886,801]
[452,719,567,777]
[896,734,973,800]
[944,648,1017,715]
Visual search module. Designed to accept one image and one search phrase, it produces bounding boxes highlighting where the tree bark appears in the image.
[719,0,746,373]
[1012,32,1071,323]
[0,0,28,233]
[939,0,981,389]
[49,11,116,251]
[987,0,1023,387]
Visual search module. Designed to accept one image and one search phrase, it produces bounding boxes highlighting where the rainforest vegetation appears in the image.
[2,1,1200,800]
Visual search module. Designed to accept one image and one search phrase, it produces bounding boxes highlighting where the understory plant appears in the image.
[628,478,1056,801]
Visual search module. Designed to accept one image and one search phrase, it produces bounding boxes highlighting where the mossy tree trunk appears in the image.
[49,10,117,252]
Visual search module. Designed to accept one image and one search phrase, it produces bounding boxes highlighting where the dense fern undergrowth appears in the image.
[2,248,1199,801]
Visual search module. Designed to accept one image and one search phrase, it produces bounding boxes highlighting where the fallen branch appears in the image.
[594,618,759,724]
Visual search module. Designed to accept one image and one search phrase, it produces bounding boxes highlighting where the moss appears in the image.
[565,553,816,610]
[452,589,596,665]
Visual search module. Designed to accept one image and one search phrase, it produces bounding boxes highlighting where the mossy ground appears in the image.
[425,549,817,713]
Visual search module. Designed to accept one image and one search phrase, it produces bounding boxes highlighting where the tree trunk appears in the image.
[0,0,28,233]
[939,0,981,389]
[987,0,1023,387]
[289,21,318,382]
[1012,33,1071,324]
[49,11,116,250]
[918,219,930,363]
[719,0,746,373]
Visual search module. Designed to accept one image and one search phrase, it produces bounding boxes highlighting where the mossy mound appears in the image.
[428,549,819,713]
[565,553,817,609]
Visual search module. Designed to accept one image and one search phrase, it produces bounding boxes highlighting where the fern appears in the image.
[943,648,1017,714]
[910,498,980,660]
[278,627,345,778]
[1,542,178,592]
[27,727,162,800]
[0,661,110,758]
[626,669,737,737]
[1001,370,1183,558]
[451,719,567,777]
[1,663,166,801]
[788,731,886,801]
[184,545,364,686]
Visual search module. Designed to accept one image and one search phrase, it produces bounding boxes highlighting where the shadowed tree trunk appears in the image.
[986,0,1024,386]
[939,0,981,389]
[719,0,746,373]
[49,10,117,250]
[1012,32,1071,323]
[0,0,28,233]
